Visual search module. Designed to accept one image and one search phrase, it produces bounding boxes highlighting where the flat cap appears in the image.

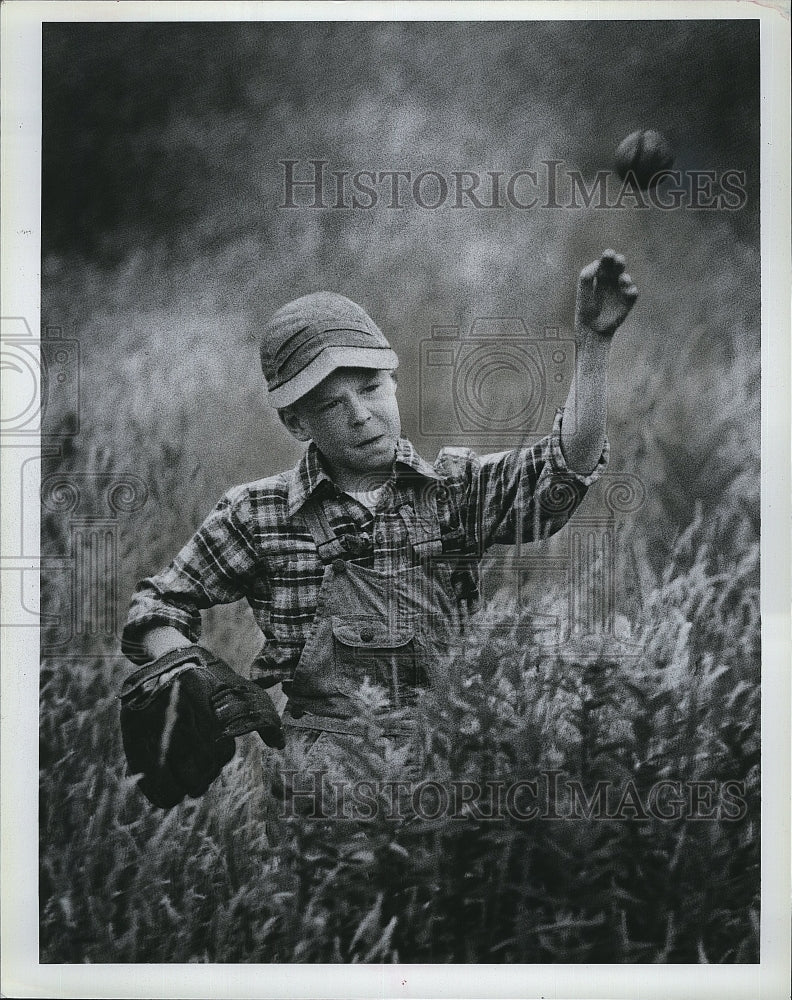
[260,292,398,408]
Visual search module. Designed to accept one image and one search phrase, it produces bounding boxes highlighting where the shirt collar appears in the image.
[286,443,332,517]
[393,437,441,482]
[286,437,440,516]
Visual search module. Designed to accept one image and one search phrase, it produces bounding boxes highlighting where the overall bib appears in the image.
[269,487,463,823]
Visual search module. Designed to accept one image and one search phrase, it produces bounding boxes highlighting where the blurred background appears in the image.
[40,17,759,662]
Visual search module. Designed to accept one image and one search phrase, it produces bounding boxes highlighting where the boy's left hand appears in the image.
[575,249,638,338]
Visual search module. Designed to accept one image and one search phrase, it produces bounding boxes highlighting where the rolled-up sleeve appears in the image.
[121,487,260,662]
[450,408,609,553]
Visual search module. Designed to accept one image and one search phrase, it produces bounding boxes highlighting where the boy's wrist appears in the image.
[573,326,613,376]
[575,322,616,349]
[141,625,194,662]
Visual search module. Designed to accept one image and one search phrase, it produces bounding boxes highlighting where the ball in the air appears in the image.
[614,129,674,189]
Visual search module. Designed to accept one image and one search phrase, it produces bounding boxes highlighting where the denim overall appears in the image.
[269,486,463,822]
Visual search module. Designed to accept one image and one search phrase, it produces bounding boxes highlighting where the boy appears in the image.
[120,250,638,810]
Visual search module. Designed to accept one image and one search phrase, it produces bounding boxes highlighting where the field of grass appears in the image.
[39,510,760,963]
[37,221,761,963]
[36,21,761,965]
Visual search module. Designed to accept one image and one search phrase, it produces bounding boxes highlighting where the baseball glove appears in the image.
[120,644,285,809]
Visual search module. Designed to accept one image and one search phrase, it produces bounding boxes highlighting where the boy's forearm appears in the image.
[559,327,612,475]
[139,625,195,662]
[558,249,637,474]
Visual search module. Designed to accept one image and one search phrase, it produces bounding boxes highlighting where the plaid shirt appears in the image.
[122,409,608,681]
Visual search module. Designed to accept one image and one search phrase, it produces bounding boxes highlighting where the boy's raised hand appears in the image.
[575,249,638,337]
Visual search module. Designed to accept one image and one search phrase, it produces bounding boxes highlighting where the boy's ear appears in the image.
[278,406,312,442]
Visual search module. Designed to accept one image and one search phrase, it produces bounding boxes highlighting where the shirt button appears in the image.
[375,531,385,546]
[360,626,375,642]
[332,558,346,574]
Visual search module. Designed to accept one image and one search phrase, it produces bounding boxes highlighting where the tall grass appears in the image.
[38,225,760,967]
[39,212,760,965]
[39,510,759,963]
[38,20,760,965]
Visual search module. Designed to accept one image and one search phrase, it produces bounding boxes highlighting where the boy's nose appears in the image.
[348,398,372,426]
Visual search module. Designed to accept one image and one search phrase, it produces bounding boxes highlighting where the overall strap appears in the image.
[302,499,348,563]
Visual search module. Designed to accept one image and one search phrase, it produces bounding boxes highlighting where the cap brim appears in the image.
[266,346,399,408]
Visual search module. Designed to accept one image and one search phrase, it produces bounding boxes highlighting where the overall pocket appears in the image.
[331,615,428,709]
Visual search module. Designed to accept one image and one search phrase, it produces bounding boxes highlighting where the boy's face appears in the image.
[280,368,401,490]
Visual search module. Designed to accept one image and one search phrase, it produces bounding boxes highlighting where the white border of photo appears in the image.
[1,2,788,998]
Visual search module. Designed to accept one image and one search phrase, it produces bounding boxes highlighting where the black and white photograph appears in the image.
[1,2,789,997]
